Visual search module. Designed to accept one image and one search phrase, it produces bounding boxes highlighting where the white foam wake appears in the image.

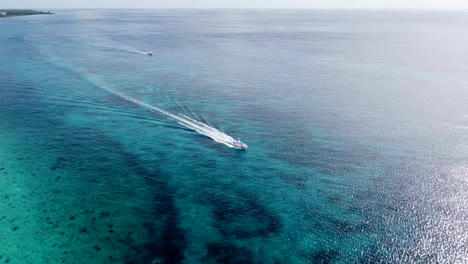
[27,36,237,148]
[85,43,148,55]
[107,88,238,148]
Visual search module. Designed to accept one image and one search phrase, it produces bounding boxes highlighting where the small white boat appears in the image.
[147,51,153,56]
[233,138,248,150]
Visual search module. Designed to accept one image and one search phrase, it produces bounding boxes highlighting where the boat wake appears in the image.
[86,44,148,55]
[104,87,241,149]
[25,36,150,56]
[26,35,242,149]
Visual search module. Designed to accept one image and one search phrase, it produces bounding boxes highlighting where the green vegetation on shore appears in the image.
[0,9,53,18]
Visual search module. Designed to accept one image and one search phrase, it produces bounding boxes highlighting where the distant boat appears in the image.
[147,51,153,56]
[233,138,248,150]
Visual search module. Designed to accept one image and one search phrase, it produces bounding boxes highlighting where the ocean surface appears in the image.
[0,9,467,264]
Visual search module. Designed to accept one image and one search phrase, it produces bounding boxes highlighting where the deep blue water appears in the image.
[0,9,467,264]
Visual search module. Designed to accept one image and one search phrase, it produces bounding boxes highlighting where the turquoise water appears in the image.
[1,9,467,263]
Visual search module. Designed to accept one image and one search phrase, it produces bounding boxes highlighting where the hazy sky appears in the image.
[3,0,468,9]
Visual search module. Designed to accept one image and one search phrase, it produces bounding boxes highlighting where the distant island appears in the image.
[0,10,53,18]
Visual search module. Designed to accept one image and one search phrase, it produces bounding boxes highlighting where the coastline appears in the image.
[0,10,53,18]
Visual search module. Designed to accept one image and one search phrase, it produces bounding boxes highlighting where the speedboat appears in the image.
[233,138,248,150]
[147,51,153,56]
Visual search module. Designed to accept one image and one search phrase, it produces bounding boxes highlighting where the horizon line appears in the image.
[2,7,468,10]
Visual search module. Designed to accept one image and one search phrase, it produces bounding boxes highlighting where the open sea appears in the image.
[0,9,467,264]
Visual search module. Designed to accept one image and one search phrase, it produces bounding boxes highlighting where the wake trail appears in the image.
[85,44,147,55]
[26,35,238,148]
[26,36,148,56]
[104,87,238,148]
